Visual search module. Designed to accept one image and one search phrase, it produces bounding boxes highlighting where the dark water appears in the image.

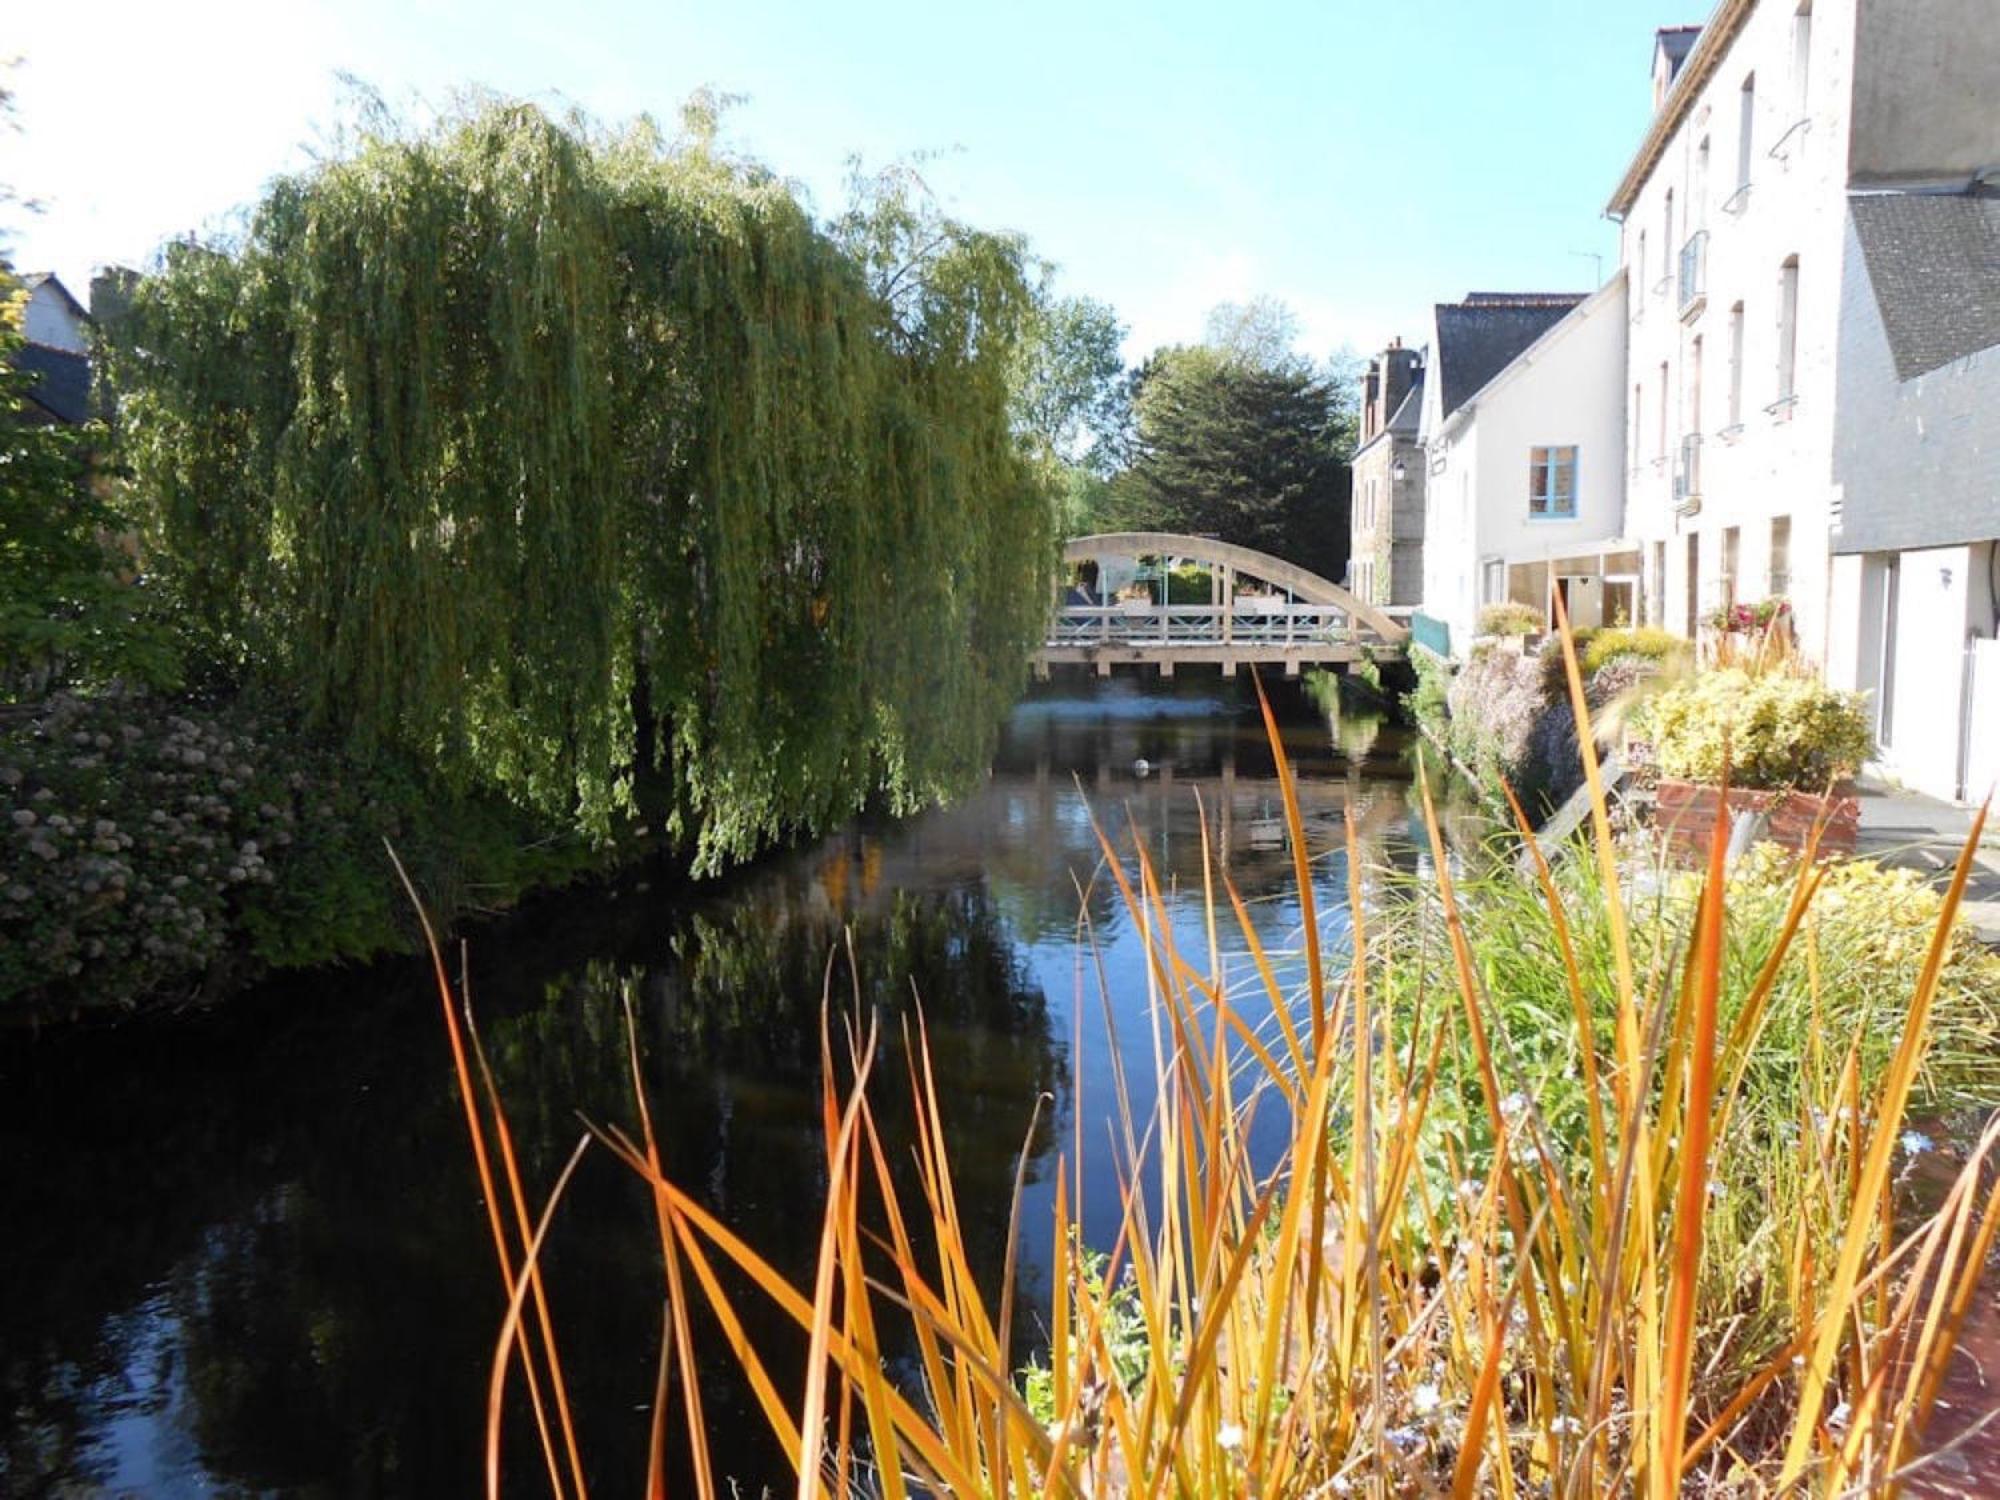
[0,677,1466,1498]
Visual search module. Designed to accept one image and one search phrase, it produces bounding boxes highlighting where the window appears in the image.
[1632,383,1644,470]
[1694,137,1710,224]
[1649,541,1667,626]
[1722,526,1742,607]
[1658,361,1670,458]
[1769,515,1792,595]
[1736,74,1757,197]
[1776,256,1800,402]
[1529,446,1578,519]
[1661,191,1675,292]
[1685,533,1701,633]
[1637,229,1648,292]
[1687,335,1704,435]
[1792,3,1813,116]
[1727,301,1746,426]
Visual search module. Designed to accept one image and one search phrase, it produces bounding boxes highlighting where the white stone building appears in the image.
[1417,282,1636,652]
[1826,190,2000,803]
[1608,0,2000,668]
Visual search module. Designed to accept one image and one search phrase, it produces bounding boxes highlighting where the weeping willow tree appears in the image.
[109,101,1056,868]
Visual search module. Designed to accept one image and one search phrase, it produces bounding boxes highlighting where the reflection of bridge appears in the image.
[1038,532,1410,678]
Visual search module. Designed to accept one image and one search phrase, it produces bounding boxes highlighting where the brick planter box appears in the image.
[1656,779,1860,860]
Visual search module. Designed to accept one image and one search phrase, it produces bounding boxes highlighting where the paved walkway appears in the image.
[1853,776,2000,943]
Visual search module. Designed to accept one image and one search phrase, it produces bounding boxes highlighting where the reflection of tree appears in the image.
[31,876,1064,1496]
[0,676,1450,1498]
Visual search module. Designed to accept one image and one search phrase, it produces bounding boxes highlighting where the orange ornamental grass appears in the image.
[415,622,2000,1499]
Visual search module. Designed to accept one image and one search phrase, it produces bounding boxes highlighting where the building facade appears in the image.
[12,273,92,426]
[1417,287,1635,650]
[1608,0,2000,664]
[1826,188,2000,803]
[1349,339,1425,606]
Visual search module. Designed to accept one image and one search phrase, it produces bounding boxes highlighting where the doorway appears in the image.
[1878,554,1900,749]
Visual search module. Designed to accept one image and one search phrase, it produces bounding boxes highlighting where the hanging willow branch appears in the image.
[109,101,1056,869]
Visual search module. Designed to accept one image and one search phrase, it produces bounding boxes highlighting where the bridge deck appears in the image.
[1035,603,1406,677]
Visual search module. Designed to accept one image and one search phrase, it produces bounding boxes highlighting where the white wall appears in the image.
[1863,541,1994,802]
[1420,419,1482,650]
[23,281,88,354]
[1472,280,1630,573]
[1618,0,1857,660]
[1418,282,1629,650]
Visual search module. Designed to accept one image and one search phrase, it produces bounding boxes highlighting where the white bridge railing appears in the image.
[1046,602,1372,649]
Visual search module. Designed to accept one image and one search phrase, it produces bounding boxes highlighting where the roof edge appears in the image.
[1606,0,1754,219]
[1439,273,1628,435]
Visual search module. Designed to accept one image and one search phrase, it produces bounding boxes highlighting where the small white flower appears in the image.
[1412,1382,1441,1416]
[1217,1421,1244,1452]
[1828,1401,1852,1429]
[1500,1091,1529,1119]
[1901,1130,1934,1156]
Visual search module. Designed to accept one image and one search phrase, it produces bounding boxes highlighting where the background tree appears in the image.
[1110,300,1354,581]
[0,72,178,700]
[1202,295,1307,375]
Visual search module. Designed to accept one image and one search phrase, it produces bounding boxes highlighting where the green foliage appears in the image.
[107,101,1056,871]
[1009,286,1128,475]
[1405,648,1452,738]
[1018,1242,1158,1428]
[1581,625,1688,675]
[1476,601,1543,637]
[0,272,182,699]
[1388,841,1999,1186]
[0,690,600,1015]
[1114,342,1350,579]
[1642,668,1874,790]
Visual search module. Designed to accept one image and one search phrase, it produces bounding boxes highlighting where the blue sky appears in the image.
[9,0,1695,362]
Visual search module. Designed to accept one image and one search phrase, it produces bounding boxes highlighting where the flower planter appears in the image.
[1655,779,1859,860]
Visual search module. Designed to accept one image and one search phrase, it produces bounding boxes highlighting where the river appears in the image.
[0,675,1471,1497]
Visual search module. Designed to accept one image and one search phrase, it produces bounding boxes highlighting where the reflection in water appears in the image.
[0,676,1468,1496]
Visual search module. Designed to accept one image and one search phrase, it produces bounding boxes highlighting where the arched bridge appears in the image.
[1039,532,1409,679]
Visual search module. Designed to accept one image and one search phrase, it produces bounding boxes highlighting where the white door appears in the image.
[1966,639,2000,803]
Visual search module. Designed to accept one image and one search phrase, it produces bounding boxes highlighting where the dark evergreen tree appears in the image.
[1115,343,1353,581]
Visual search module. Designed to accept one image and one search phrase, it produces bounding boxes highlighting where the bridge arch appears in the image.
[1060,532,1408,644]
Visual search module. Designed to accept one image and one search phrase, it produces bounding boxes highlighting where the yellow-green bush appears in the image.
[1582,624,1688,676]
[1641,667,1873,789]
[1477,600,1543,636]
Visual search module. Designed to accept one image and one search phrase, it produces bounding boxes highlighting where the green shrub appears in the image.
[1477,601,1544,637]
[1640,668,1873,790]
[1404,649,1452,738]
[1582,625,1688,676]
[0,692,603,1015]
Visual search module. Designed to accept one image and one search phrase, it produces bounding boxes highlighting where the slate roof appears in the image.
[15,342,92,424]
[1657,26,1701,72]
[1432,294,1586,420]
[1384,374,1423,435]
[1851,191,2000,380]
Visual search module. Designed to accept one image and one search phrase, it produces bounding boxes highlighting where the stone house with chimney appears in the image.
[1348,339,1425,607]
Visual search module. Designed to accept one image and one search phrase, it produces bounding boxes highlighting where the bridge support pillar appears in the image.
[1221,659,1237,678]
[1284,658,1300,678]
[1096,656,1111,678]
[1158,658,1175,679]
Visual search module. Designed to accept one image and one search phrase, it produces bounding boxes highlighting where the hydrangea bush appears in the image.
[0,693,601,1016]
